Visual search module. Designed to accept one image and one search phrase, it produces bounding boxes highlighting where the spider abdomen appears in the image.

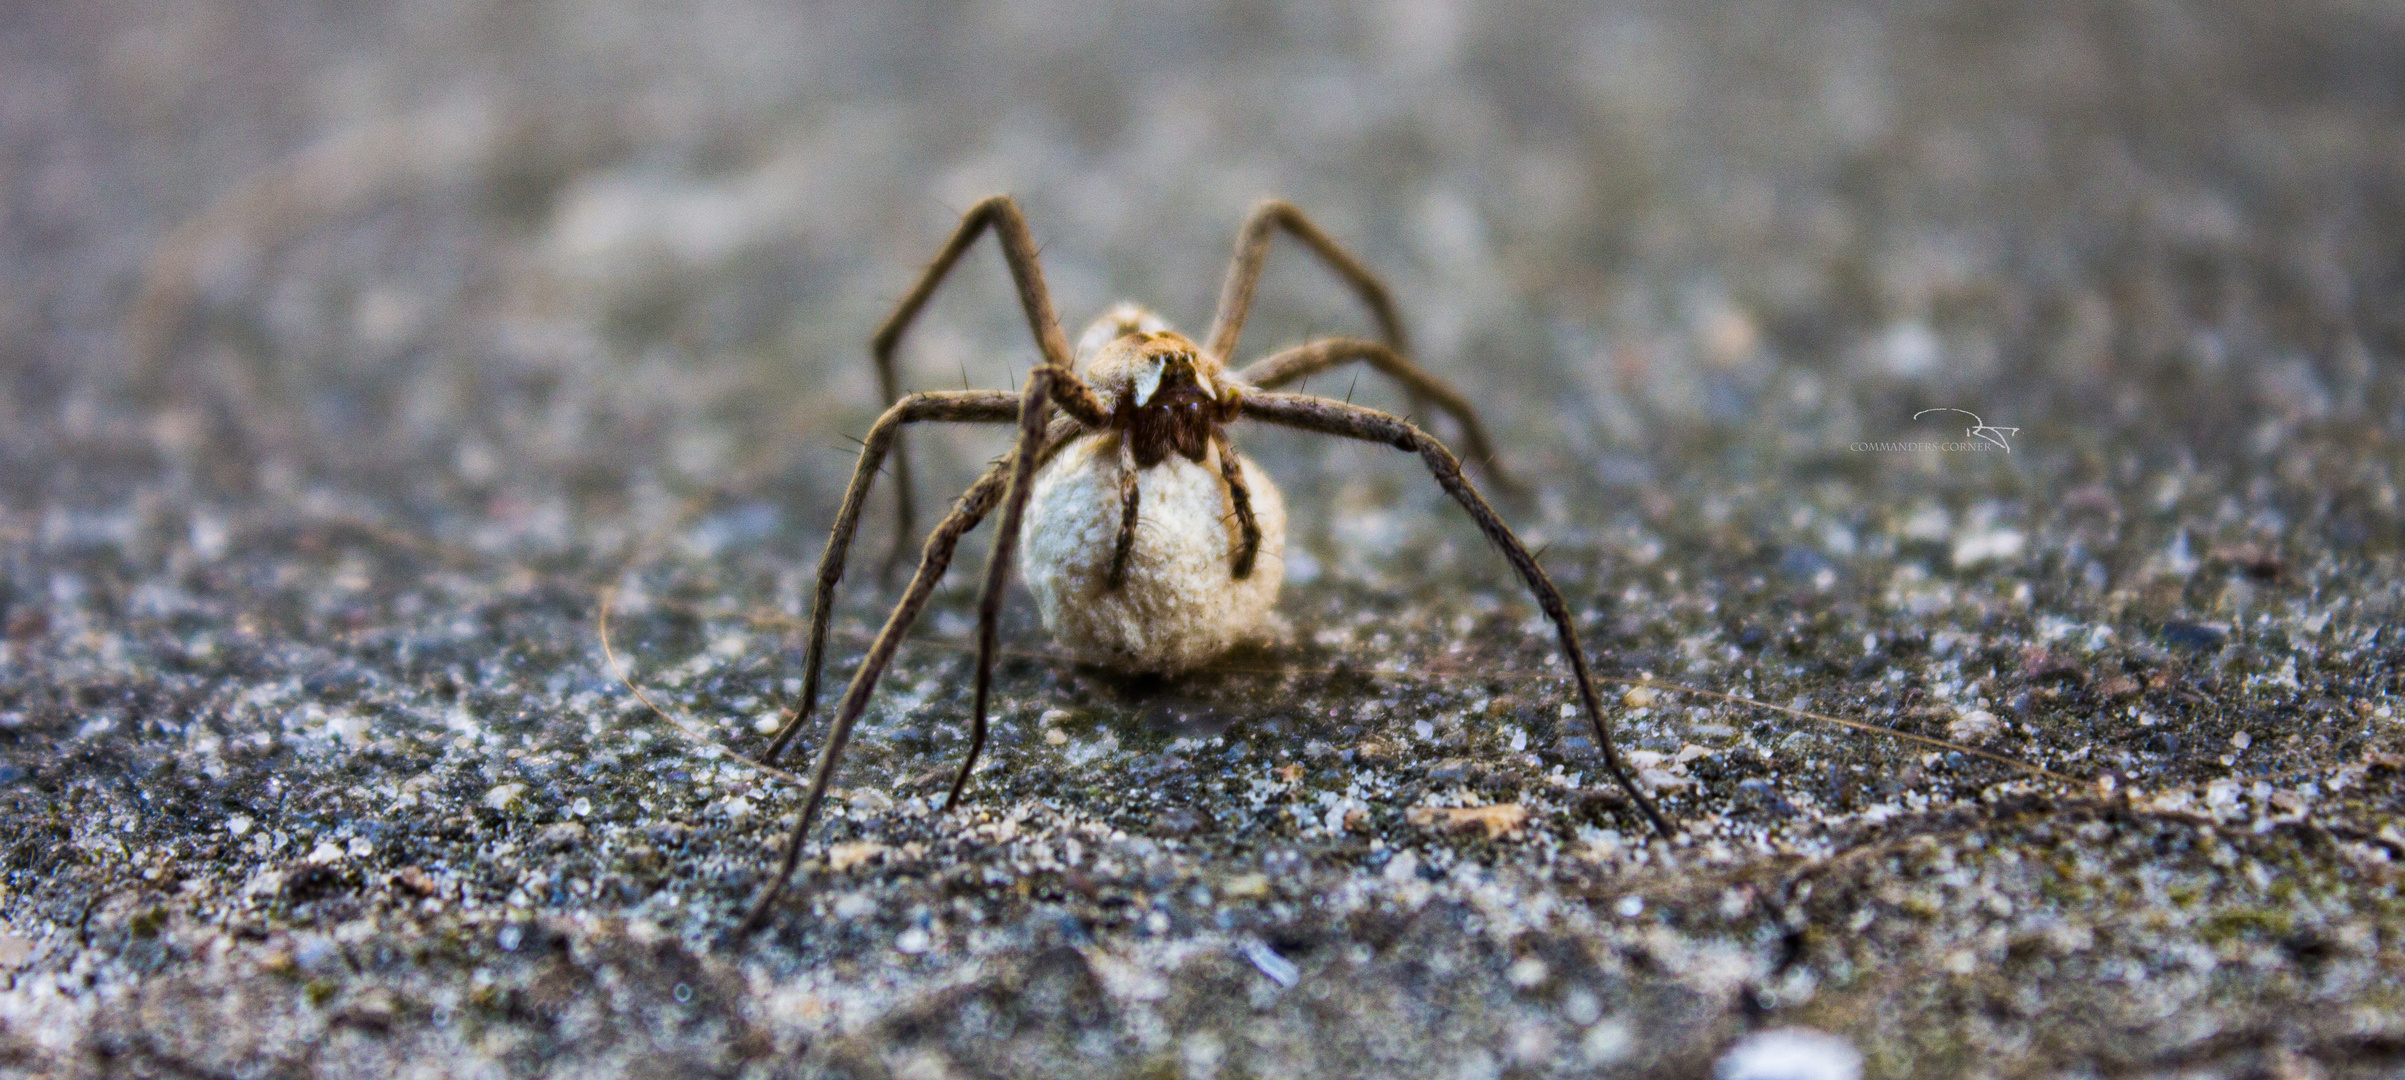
[1019,434,1285,673]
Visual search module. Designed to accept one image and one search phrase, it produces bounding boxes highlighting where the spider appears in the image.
[737,196,1673,935]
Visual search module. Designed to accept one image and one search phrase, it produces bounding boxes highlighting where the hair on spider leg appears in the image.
[734,195,1671,939]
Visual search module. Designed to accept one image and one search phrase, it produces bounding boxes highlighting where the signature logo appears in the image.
[1849,408,2020,454]
[1911,408,2018,453]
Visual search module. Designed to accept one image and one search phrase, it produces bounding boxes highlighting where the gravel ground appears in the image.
[4,2,2404,1077]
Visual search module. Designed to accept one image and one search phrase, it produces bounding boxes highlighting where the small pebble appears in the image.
[1238,940,1298,987]
[1714,1028,1863,1080]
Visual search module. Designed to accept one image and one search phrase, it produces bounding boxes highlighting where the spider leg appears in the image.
[1211,430,1261,579]
[1233,337,1520,494]
[1205,199,1408,364]
[923,425,1092,816]
[1237,390,1677,840]
[769,409,1088,769]
[1106,437,1141,590]
[747,400,1096,935]
[956,362,1104,811]
[739,461,1012,938]
[761,390,1022,767]
[868,195,1084,582]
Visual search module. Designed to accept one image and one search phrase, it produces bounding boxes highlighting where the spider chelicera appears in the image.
[738,196,1672,935]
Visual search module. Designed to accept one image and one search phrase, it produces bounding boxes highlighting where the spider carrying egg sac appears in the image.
[1018,308,1287,672]
[1019,437,1285,672]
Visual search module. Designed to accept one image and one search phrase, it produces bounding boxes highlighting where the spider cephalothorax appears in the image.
[737,196,1674,937]
[1098,330,1238,468]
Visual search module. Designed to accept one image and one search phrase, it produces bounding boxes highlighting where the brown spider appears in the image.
[738,196,1673,935]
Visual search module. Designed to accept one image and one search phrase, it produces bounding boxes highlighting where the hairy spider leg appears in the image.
[767,412,1087,769]
[867,196,1080,582]
[742,376,1111,938]
[1206,199,1410,365]
[965,366,1061,821]
[741,418,1100,935]
[761,391,1020,767]
[1235,337,1516,493]
[1211,429,1262,578]
[738,456,1013,938]
[962,354,1112,781]
[1205,200,1517,492]
[1104,425,1261,591]
[939,419,1089,816]
[1238,390,1677,840]
[1105,436,1142,589]
[751,200,1112,932]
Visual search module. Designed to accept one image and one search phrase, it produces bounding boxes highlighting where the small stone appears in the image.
[1713,1028,1863,1080]
[1406,803,1528,840]
[482,783,526,811]
[1581,1019,1634,1065]
[1238,939,1298,987]
[1562,987,1602,1027]
[827,842,886,872]
[1220,872,1271,899]
[393,867,438,897]
[1951,527,2025,568]
[1158,806,1209,835]
[1638,768,1692,791]
[1946,709,2000,743]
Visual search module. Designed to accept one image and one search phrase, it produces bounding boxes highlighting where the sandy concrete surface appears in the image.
[3,2,2403,1077]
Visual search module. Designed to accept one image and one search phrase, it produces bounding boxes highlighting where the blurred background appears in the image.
[10,0,2399,579]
